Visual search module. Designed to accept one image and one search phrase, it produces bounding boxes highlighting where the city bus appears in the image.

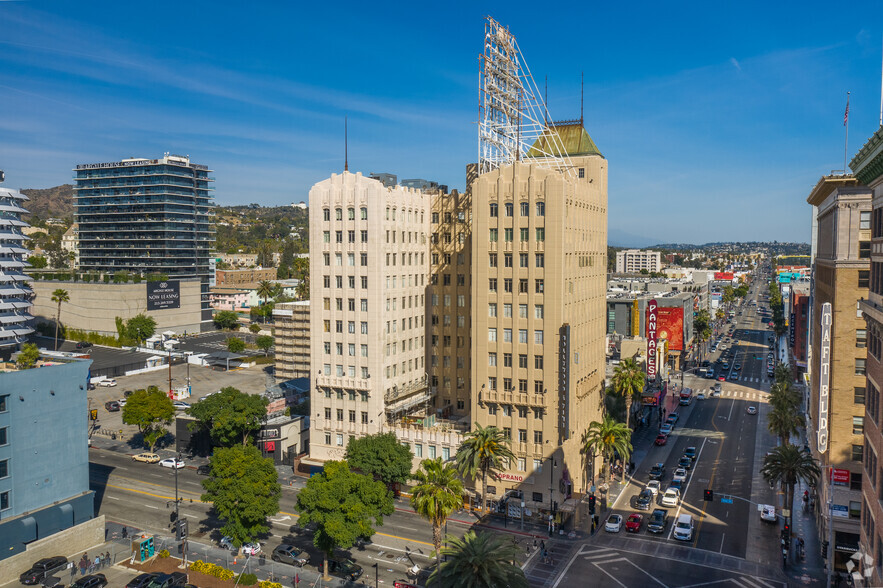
[679,388,694,406]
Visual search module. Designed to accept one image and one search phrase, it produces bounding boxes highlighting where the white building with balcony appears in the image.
[0,175,34,351]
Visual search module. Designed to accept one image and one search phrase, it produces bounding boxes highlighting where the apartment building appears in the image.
[0,178,33,352]
[615,249,662,274]
[806,174,871,574]
[273,300,311,381]
[853,127,883,584]
[215,267,277,286]
[308,172,462,464]
[470,123,607,512]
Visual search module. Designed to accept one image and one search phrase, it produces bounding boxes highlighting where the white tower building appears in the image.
[0,173,34,350]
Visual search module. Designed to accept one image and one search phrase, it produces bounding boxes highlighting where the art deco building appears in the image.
[469,123,607,511]
[806,174,871,574]
[0,176,34,352]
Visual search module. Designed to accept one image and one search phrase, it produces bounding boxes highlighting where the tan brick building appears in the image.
[469,124,607,513]
[853,127,883,583]
[807,174,871,574]
[273,300,310,381]
[215,267,277,286]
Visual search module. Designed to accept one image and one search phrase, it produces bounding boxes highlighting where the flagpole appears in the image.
[844,91,850,173]
[879,37,883,127]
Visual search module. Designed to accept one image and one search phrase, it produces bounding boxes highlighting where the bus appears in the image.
[679,388,694,406]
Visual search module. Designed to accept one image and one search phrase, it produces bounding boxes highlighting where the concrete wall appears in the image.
[0,515,105,580]
[30,280,203,336]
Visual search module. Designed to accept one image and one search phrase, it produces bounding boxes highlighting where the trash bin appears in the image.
[259,554,265,566]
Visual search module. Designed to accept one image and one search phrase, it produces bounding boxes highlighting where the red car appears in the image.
[655,434,668,446]
[625,513,643,532]
[718,375,726,381]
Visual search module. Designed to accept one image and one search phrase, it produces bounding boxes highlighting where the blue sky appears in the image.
[1,1,882,245]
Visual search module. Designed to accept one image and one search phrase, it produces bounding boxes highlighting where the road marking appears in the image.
[719,533,725,552]
[144,504,159,509]
[666,436,707,541]
[693,388,727,549]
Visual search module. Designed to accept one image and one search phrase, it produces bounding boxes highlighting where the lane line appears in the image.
[666,436,707,541]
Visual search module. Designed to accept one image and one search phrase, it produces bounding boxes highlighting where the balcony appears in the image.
[481,389,546,407]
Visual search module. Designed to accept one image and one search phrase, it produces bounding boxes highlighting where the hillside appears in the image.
[20,184,75,222]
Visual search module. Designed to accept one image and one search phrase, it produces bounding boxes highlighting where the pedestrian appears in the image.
[540,540,545,552]
[93,555,100,572]
[79,555,87,576]
[121,526,128,539]
[105,552,111,567]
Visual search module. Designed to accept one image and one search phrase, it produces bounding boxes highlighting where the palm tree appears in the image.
[256,280,275,305]
[773,363,791,386]
[428,530,529,588]
[761,444,820,530]
[767,406,804,446]
[455,423,515,513]
[610,358,645,428]
[410,458,464,580]
[581,416,632,483]
[50,288,69,350]
[768,381,800,414]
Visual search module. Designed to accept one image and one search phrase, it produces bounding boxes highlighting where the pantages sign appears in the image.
[818,302,832,453]
[646,299,659,378]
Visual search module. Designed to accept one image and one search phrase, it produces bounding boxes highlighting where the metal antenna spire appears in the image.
[580,71,584,125]
[344,116,348,172]
[545,76,548,125]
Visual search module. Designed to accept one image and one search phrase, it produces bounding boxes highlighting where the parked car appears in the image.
[126,573,160,588]
[318,558,363,581]
[145,572,188,588]
[659,423,672,435]
[76,341,93,349]
[20,556,67,585]
[159,457,185,469]
[117,398,127,407]
[72,574,108,588]
[124,389,135,397]
[647,509,668,533]
[625,513,643,533]
[98,379,117,387]
[271,544,309,567]
[132,453,160,464]
[196,464,211,476]
[667,412,679,423]
[172,401,191,411]
[240,542,262,556]
[104,401,121,412]
[654,434,668,446]
[605,514,623,533]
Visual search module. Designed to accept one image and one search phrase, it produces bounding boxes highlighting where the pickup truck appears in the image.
[20,556,68,585]
[146,572,188,588]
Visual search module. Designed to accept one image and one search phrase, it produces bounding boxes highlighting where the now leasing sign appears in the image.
[646,299,659,378]
[818,302,832,454]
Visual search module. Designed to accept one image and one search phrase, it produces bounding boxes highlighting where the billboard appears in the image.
[714,272,734,281]
[646,299,658,378]
[656,307,684,351]
[147,280,181,311]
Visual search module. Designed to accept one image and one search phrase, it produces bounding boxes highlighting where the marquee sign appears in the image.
[646,299,658,378]
[818,302,832,453]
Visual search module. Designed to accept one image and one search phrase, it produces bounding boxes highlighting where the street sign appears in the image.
[721,495,733,504]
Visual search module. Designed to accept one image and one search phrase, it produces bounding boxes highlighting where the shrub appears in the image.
[259,582,283,588]
[103,275,110,283]
[158,549,170,559]
[188,560,235,581]
[236,573,258,585]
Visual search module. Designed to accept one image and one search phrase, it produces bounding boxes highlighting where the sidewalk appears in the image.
[788,480,826,586]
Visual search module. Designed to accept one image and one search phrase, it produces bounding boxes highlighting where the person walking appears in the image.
[79,554,87,576]
[105,552,111,568]
[121,526,128,539]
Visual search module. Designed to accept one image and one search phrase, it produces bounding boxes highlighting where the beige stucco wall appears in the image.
[30,280,203,336]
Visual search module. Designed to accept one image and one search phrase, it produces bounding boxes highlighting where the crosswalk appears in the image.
[694,389,767,401]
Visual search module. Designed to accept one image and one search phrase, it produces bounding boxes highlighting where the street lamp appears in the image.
[548,458,556,536]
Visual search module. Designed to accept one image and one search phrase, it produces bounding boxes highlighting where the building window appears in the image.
[536,254,544,268]
[489,353,497,367]
[505,203,513,217]
[442,447,451,461]
[860,241,871,259]
[518,354,528,368]
[860,270,870,288]
[336,434,344,446]
[0,395,6,412]
[535,279,544,294]
[861,210,872,230]
[489,229,498,242]
[520,253,529,268]
[578,168,585,178]
[857,329,867,348]
[0,426,6,446]
[857,358,867,376]
[489,377,497,390]
[850,500,862,519]
[854,416,864,435]
[535,305,544,319]
[504,253,513,268]
[504,228,513,242]
[520,202,529,216]
[856,387,866,404]
[536,202,545,216]
[323,208,331,221]
[502,427,511,440]
[0,459,7,479]
[853,444,864,462]
[489,203,498,217]
[517,458,526,471]
[489,279,497,292]
[518,429,527,442]
[489,253,498,268]
[532,491,543,503]
[535,330,544,345]
[429,445,437,459]
[488,328,497,342]
[503,353,512,367]
[1,491,9,511]
[535,381,544,394]
[488,403,497,415]
[536,228,545,241]
[851,472,863,491]
[535,355,544,370]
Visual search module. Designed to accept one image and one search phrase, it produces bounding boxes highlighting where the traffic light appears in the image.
[588,495,596,514]
[169,511,177,524]
[704,489,713,502]
[783,522,790,543]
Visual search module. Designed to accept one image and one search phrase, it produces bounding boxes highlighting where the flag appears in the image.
[844,95,850,126]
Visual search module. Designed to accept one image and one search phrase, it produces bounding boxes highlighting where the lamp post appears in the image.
[373,562,378,588]
[548,458,556,536]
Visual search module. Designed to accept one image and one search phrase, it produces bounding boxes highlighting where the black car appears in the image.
[648,463,666,480]
[635,489,653,510]
[76,341,93,349]
[126,573,160,588]
[105,401,121,412]
[684,446,697,461]
[72,574,108,588]
[678,456,692,470]
[196,464,211,476]
[145,572,188,588]
[318,558,363,581]
[647,509,668,533]
[272,544,309,566]
[20,556,68,585]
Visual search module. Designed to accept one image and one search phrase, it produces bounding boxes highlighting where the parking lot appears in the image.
[34,335,163,378]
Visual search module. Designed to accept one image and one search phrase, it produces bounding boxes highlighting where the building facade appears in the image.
[60,223,79,268]
[273,300,311,381]
[215,267,277,286]
[73,154,215,329]
[615,249,662,274]
[0,180,34,353]
[853,127,883,584]
[806,174,871,574]
[469,124,607,511]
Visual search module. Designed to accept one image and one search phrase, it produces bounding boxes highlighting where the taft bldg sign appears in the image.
[818,302,832,454]
[147,280,181,311]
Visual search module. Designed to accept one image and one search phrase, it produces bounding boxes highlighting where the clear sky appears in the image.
[1,1,882,245]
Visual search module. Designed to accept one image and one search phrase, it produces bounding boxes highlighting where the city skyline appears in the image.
[1,0,882,244]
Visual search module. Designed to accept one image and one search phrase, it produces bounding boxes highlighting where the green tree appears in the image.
[255,335,274,356]
[27,255,47,269]
[213,310,241,331]
[610,358,645,428]
[410,458,464,577]
[581,416,633,482]
[761,444,820,531]
[454,423,516,512]
[125,314,157,345]
[295,460,394,580]
[201,445,281,547]
[50,288,69,351]
[295,277,309,301]
[226,337,246,353]
[767,406,805,447]
[122,386,175,451]
[186,386,269,447]
[16,343,40,369]
[256,241,274,268]
[249,323,261,335]
[428,530,529,588]
[693,309,712,359]
[346,432,414,491]
[256,280,275,306]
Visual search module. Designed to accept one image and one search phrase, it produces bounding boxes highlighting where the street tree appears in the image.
[295,460,393,580]
[256,280,275,307]
[186,386,269,447]
[581,416,632,482]
[410,458,464,577]
[125,314,157,345]
[255,335,274,356]
[767,405,805,446]
[16,343,40,369]
[213,310,241,331]
[346,432,414,492]
[201,445,281,547]
[226,337,246,353]
[761,444,820,531]
[122,386,175,451]
[50,288,69,350]
[429,530,529,588]
[610,358,645,428]
[249,323,261,335]
[454,423,515,512]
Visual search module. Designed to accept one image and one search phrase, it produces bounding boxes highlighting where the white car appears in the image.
[605,514,622,533]
[117,398,127,407]
[696,393,706,401]
[746,406,757,415]
[672,468,687,483]
[760,504,777,522]
[98,379,118,387]
[645,480,661,496]
[173,401,191,411]
[159,457,185,469]
[660,488,680,507]
[240,542,262,556]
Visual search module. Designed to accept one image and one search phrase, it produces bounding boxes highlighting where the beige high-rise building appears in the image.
[615,249,662,274]
[469,124,607,511]
[273,300,311,381]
